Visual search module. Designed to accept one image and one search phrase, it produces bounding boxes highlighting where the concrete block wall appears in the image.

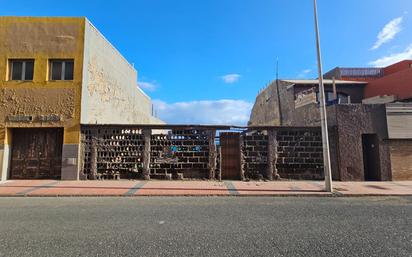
[80,127,145,179]
[242,132,268,179]
[333,104,391,181]
[242,128,324,180]
[80,125,324,181]
[150,129,211,178]
[276,129,324,180]
[80,126,212,179]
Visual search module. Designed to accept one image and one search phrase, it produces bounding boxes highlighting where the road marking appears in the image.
[124,181,147,196]
[224,181,239,195]
[16,181,60,195]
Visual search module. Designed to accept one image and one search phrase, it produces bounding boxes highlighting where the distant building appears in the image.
[324,60,412,101]
[0,17,162,181]
[248,79,367,127]
[249,63,412,181]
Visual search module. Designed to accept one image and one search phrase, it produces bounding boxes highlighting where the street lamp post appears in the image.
[314,0,333,192]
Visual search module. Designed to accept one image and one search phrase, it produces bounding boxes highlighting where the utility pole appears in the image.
[314,0,333,192]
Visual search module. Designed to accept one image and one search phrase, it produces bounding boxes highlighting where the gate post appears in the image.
[239,134,245,180]
[217,145,222,181]
[142,128,151,180]
[267,129,279,180]
[90,136,97,180]
[208,130,217,179]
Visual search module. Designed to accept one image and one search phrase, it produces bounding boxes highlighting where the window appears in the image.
[49,59,74,80]
[9,59,34,80]
[316,91,350,104]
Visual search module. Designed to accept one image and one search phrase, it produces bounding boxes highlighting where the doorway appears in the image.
[10,128,63,179]
[362,134,381,181]
[220,132,241,180]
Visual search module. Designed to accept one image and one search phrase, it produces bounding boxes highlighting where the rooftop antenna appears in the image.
[276,57,279,81]
[275,57,283,125]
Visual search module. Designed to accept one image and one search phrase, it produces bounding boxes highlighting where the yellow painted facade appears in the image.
[0,17,85,146]
[0,16,162,180]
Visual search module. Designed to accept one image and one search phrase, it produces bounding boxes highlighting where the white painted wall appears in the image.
[81,20,162,124]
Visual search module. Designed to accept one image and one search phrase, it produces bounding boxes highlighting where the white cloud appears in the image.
[369,43,412,67]
[153,99,253,125]
[297,69,312,78]
[221,73,241,84]
[138,81,158,92]
[371,17,403,50]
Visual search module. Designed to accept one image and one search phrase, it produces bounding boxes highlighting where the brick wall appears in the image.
[389,140,412,180]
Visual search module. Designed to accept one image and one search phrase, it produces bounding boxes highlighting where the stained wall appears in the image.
[0,17,85,180]
[81,20,162,125]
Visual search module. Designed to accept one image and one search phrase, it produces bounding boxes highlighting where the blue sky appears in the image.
[2,0,412,124]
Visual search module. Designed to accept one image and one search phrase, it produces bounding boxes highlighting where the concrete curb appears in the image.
[1,193,411,197]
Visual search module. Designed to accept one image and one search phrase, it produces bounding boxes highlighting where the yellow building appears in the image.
[0,17,162,181]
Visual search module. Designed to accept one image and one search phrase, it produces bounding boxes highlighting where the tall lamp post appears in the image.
[314,0,333,192]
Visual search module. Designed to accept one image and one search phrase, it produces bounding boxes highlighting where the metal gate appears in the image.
[220,132,241,180]
[10,128,63,179]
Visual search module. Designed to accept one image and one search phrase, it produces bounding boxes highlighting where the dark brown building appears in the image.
[249,79,412,181]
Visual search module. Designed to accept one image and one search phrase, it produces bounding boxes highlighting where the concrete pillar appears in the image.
[0,145,11,181]
[239,134,245,180]
[61,144,81,180]
[208,130,217,179]
[267,129,279,180]
[142,129,151,180]
[217,146,222,181]
[89,137,97,180]
[0,128,11,181]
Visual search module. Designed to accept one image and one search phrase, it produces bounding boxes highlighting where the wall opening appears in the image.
[362,134,381,181]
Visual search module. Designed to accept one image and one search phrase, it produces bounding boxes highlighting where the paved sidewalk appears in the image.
[0,180,411,197]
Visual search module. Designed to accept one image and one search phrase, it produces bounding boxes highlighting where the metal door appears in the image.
[362,134,381,181]
[10,128,63,179]
[220,132,241,180]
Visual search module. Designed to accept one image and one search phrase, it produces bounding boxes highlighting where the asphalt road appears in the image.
[0,197,411,257]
